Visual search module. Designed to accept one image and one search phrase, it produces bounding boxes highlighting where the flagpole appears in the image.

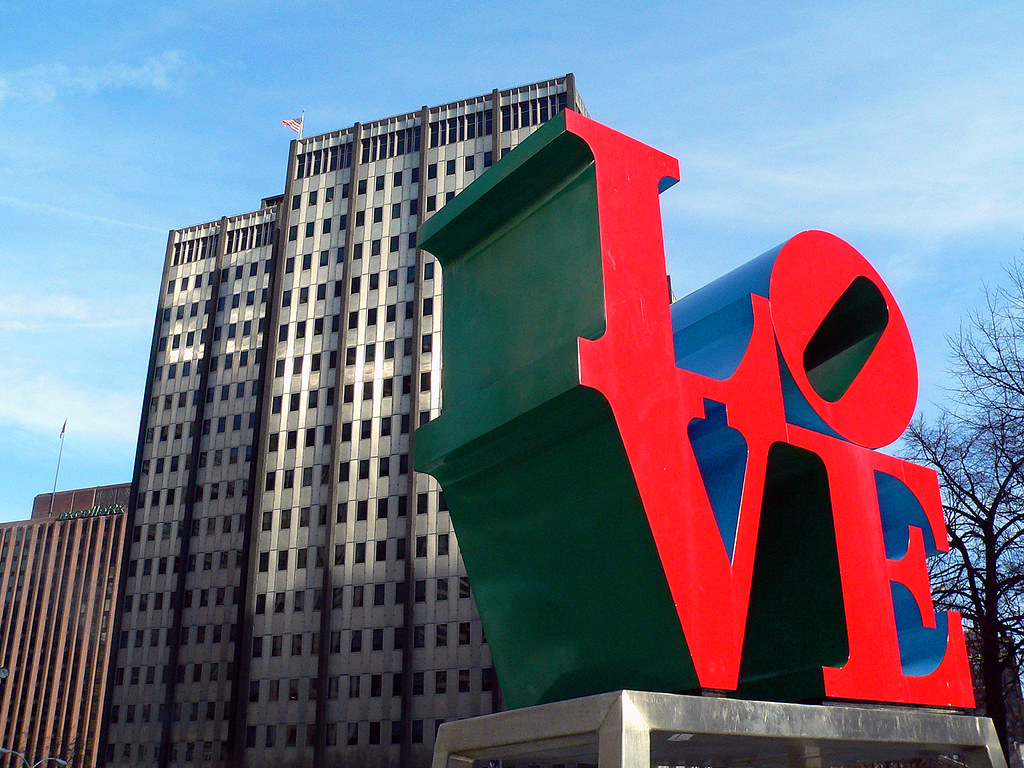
[300,108,305,140]
[49,421,66,516]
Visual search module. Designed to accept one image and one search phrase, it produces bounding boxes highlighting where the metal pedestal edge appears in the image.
[431,690,1007,768]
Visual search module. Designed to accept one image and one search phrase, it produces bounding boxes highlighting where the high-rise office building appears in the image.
[0,483,129,768]
[102,75,587,768]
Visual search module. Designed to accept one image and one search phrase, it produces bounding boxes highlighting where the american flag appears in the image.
[281,116,303,134]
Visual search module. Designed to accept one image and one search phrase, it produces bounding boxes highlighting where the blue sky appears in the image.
[0,1,1021,522]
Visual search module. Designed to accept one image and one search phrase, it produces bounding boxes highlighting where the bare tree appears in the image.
[904,263,1024,757]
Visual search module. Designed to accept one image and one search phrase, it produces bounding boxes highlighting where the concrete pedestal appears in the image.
[432,691,1006,768]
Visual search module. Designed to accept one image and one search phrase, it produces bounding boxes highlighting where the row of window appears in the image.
[360,125,422,164]
[263,445,426,494]
[108,714,444,765]
[292,97,503,185]
[225,221,275,255]
[122,580,469,643]
[294,168,420,211]
[156,318,262,359]
[143,440,248,487]
[135,479,246,512]
[126,546,244,580]
[286,154,495,244]
[257,526,459,574]
[166,260,269,297]
[295,142,354,179]
[243,717,433,749]
[113,653,490,708]
[500,93,568,132]
[158,259,435,360]
[247,667,492,707]
[123,577,237,616]
[131,508,236,547]
[266,363,430,422]
[429,110,493,146]
[287,218,420,250]
[171,233,219,266]
[143,437,252,478]
[153,344,257,383]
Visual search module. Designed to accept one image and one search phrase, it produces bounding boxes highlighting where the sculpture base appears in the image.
[432,690,1006,768]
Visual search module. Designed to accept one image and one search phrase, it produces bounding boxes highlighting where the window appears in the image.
[446,159,455,175]
[465,155,475,171]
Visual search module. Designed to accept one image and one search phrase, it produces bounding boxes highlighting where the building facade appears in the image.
[102,74,587,768]
[0,483,129,768]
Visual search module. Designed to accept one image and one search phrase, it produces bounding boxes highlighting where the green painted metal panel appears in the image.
[416,114,696,709]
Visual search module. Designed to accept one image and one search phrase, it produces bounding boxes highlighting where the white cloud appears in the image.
[0,50,186,105]
[0,368,140,444]
[667,83,1024,240]
[657,14,1024,256]
[0,292,150,332]
[0,194,166,233]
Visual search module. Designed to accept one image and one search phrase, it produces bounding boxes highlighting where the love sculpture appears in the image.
[415,110,975,711]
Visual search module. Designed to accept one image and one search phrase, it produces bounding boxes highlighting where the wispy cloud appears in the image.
[0,194,165,233]
[0,368,140,444]
[0,292,150,332]
[656,8,1024,258]
[0,50,186,104]
[666,72,1024,241]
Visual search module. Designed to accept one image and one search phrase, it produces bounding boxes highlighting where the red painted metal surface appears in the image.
[565,111,974,707]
